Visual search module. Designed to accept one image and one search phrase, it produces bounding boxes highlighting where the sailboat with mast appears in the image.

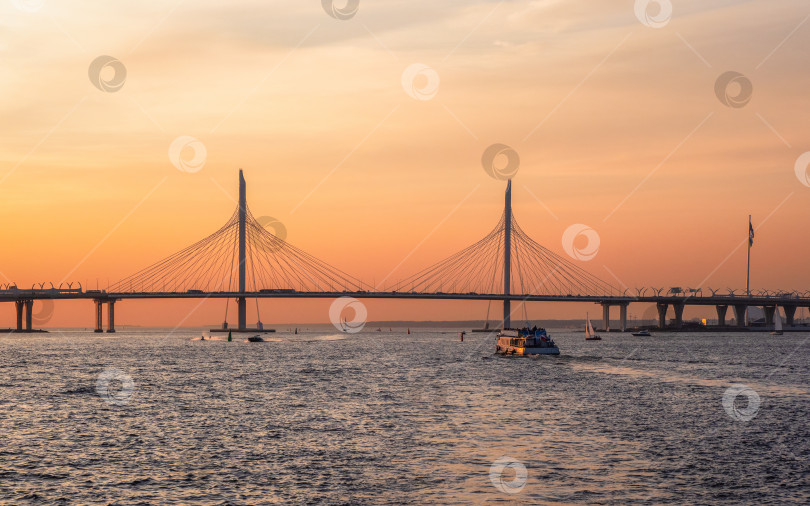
[585,313,601,340]
[771,310,783,335]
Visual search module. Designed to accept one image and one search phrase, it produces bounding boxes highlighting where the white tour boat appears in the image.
[496,327,560,355]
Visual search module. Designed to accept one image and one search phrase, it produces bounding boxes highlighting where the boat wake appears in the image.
[289,334,347,342]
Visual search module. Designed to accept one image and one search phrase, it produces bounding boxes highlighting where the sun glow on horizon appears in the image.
[2,0,809,327]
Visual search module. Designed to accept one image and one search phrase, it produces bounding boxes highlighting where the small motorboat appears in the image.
[246,335,265,342]
[495,326,560,355]
[632,330,652,337]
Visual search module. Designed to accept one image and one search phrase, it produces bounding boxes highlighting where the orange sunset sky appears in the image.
[2,0,809,328]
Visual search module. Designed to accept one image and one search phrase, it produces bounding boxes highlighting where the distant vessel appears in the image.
[246,335,265,342]
[210,327,275,333]
[771,311,783,336]
[496,327,560,355]
[472,321,495,333]
[632,330,652,337]
[585,313,601,341]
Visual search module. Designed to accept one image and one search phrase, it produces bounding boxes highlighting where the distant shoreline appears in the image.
[19,320,810,332]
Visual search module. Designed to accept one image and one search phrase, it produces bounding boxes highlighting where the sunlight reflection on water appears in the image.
[0,328,807,503]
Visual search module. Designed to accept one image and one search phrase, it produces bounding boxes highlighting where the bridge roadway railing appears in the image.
[1,288,809,305]
[103,290,810,306]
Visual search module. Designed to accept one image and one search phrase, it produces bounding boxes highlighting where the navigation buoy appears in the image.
[407,328,410,335]
[460,331,465,342]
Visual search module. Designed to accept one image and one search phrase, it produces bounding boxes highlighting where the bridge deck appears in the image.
[2,289,809,307]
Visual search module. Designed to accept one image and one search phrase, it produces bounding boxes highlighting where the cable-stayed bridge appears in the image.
[2,171,809,333]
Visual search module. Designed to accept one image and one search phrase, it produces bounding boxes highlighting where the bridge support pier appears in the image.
[107,300,116,333]
[672,303,685,329]
[94,300,103,333]
[716,305,728,327]
[92,299,117,332]
[619,303,628,332]
[733,304,747,327]
[783,305,796,327]
[656,303,668,329]
[24,300,33,331]
[15,301,23,331]
[602,303,610,331]
[763,306,775,325]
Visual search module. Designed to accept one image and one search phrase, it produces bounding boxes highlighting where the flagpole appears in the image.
[745,215,752,327]
[746,214,751,296]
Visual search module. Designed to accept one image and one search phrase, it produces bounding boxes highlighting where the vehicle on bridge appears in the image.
[496,327,560,355]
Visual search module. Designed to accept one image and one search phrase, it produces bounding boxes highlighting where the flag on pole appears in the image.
[749,218,755,246]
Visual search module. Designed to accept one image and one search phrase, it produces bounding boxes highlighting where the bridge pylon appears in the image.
[503,181,512,329]
[238,169,247,330]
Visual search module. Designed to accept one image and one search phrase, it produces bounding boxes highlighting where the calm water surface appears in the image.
[0,328,808,504]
